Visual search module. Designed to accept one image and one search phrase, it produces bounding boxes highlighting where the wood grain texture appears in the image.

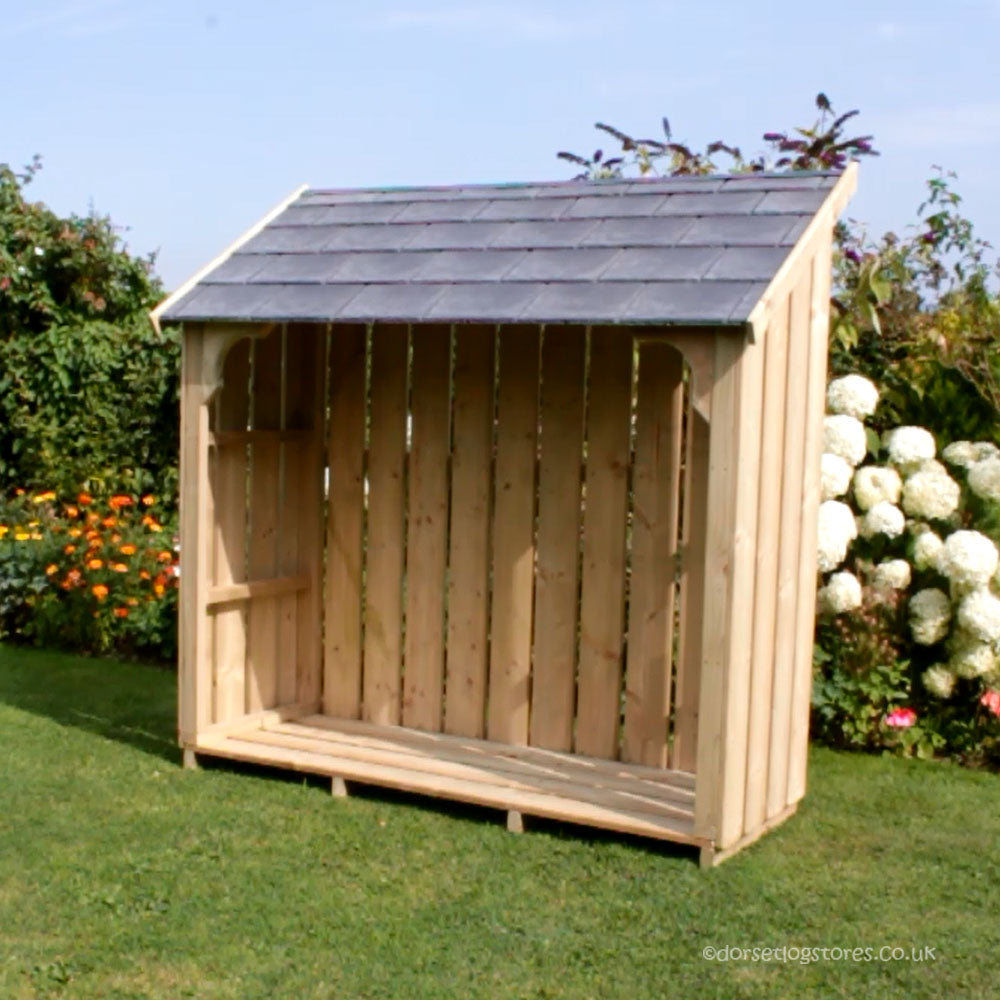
[179,324,213,743]
[246,329,283,713]
[623,343,684,767]
[403,324,452,731]
[211,338,251,724]
[673,405,708,774]
[742,300,791,835]
[787,244,832,806]
[530,327,586,752]
[487,325,540,746]
[324,325,367,718]
[766,275,811,820]
[575,327,633,760]
[363,324,408,726]
[445,325,495,738]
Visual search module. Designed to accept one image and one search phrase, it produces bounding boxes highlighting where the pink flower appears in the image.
[980,690,1000,718]
[885,707,917,729]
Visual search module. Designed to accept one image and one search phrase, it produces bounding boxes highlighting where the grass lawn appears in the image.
[0,644,998,999]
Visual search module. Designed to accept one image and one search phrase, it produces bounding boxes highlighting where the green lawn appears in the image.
[0,645,997,999]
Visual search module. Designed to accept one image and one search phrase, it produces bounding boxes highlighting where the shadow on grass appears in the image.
[0,643,180,765]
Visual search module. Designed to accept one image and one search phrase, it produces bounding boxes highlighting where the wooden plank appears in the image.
[324,324,367,718]
[530,327,586,752]
[301,713,696,792]
[292,325,327,708]
[246,330,283,713]
[363,324,408,726]
[623,343,685,767]
[403,324,452,731]
[211,338,251,725]
[196,732,704,847]
[178,323,214,744]
[693,330,764,849]
[742,301,791,835]
[211,429,308,447]
[239,724,694,823]
[445,325,495,738]
[207,575,309,607]
[766,274,812,819]
[575,327,633,760]
[487,325,540,745]
[672,405,708,773]
[787,243,834,806]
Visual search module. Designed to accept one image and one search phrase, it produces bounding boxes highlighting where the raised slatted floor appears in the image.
[196,714,704,847]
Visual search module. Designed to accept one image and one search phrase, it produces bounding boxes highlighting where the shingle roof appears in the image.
[158,172,843,328]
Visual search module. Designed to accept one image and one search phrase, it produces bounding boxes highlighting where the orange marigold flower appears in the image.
[157,551,172,562]
[64,544,77,554]
[87,558,104,570]
[113,607,129,618]
[125,597,139,607]
[109,495,133,510]
[0,526,8,538]
[67,527,82,538]
[119,543,137,555]
[91,584,109,600]
[110,533,122,544]
[14,531,30,541]
[153,583,165,596]
[139,569,151,580]
[86,511,100,525]
[77,492,92,505]
[111,562,128,573]
[32,491,56,503]
[64,504,79,518]
[141,494,155,506]
[29,532,43,541]
[66,568,82,584]
[45,563,58,575]
[88,539,102,551]
[102,516,117,528]
[14,488,25,496]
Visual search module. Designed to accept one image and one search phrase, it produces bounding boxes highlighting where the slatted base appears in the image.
[194,713,705,849]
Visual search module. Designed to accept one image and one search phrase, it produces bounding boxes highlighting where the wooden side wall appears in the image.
[319,323,698,767]
[178,322,326,746]
[694,239,832,852]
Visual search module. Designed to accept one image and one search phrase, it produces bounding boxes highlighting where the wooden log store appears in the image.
[153,165,856,866]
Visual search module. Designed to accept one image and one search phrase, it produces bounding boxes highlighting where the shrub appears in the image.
[0,489,179,662]
[813,374,1000,764]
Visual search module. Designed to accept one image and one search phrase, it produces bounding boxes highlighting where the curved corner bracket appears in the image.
[638,331,714,420]
[199,323,277,403]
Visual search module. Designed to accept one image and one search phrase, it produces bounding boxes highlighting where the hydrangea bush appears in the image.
[813,374,1000,763]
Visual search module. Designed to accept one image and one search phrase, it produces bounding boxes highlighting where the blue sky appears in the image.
[7,0,1000,290]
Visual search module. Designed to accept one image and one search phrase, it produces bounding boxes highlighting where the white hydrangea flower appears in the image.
[823,415,867,467]
[858,501,905,539]
[938,530,1000,593]
[826,374,879,419]
[973,442,1000,462]
[967,457,1000,503]
[818,571,863,615]
[817,500,858,572]
[922,664,957,699]
[901,463,961,520]
[912,530,944,572]
[941,441,978,468]
[908,587,951,645]
[884,426,936,474]
[872,559,911,592]
[852,465,902,512]
[820,453,853,500]
[956,589,1000,645]
[949,639,998,679]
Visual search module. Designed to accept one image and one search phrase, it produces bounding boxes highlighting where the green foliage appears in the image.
[0,157,161,338]
[0,490,178,662]
[0,158,177,503]
[0,317,180,500]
